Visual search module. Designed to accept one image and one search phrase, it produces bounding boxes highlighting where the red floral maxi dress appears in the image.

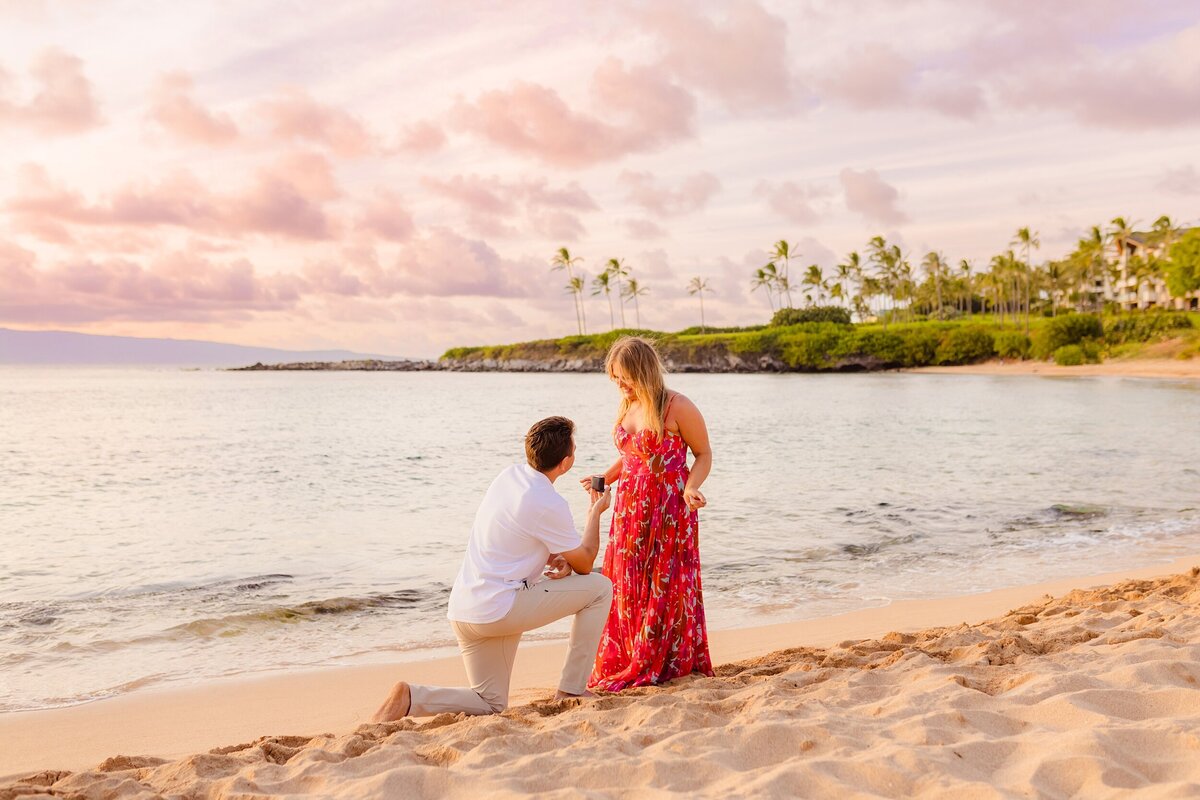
[589,397,713,691]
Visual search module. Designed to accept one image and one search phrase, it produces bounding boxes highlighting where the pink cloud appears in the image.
[818,43,983,119]
[618,171,721,216]
[357,189,416,241]
[0,48,102,135]
[148,72,238,145]
[529,209,586,241]
[1157,164,1199,196]
[991,23,1200,129]
[452,59,695,167]
[302,259,369,297]
[421,174,518,217]
[259,88,373,157]
[635,0,795,111]
[420,174,597,238]
[0,240,38,288]
[624,219,668,240]
[6,155,339,241]
[385,228,531,297]
[396,120,446,154]
[0,249,305,324]
[839,168,908,225]
[521,179,598,211]
[756,180,831,225]
[821,43,911,110]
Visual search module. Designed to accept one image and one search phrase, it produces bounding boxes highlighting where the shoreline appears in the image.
[229,356,1200,379]
[906,357,1200,379]
[4,552,1199,782]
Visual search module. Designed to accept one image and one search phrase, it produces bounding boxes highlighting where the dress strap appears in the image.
[662,391,676,422]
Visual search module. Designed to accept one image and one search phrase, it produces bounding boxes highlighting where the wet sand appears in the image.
[908,358,1200,380]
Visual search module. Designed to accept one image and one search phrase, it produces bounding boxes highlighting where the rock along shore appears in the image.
[231,352,887,373]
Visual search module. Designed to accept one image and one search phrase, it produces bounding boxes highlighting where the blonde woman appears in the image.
[582,336,713,690]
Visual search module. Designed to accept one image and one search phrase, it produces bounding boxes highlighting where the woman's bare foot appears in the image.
[554,689,595,701]
[369,681,411,722]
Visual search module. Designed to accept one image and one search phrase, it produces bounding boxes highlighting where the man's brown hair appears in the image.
[525,416,575,472]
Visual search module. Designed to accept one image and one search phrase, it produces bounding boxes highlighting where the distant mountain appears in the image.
[0,328,406,366]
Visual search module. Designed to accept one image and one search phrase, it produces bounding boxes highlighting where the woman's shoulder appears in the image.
[667,390,697,410]
[665,391,701,422]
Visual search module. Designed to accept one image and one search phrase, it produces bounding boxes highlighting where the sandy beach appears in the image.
[4,555,1199,798]
[908,357,1200,380]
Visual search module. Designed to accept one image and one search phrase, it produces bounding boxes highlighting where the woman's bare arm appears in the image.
[671,394,711,510]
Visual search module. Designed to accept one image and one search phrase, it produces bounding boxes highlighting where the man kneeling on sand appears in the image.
[371,416,612,721]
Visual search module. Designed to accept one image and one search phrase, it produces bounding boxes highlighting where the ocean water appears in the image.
[1,367,1198,712]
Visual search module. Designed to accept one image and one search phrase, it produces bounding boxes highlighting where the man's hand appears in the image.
[543,554,572,580]
[589,484,612,514]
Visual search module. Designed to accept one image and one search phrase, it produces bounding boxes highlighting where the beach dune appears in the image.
[4,562,1200,799]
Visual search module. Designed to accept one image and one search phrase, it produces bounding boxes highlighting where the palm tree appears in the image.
[776,273,793,309]
[840,251,864,319]
[1044,260,1067,316]
[550,247,585,335]
[1109,216,1137,308]
[688,277,712,329]
[751,265,777,312]
[860,274,881,321]
[1011,227,1040,332]
[564,276,587,332]
[622,278,648,327]
[802,265,825,305]
[1073,225,1106,311]
[770,240,796,308]
[866,236,893,325]
[605,258,630,327]
[1148,216,1181,306]
[988,251,1016,323]
[958,259,973,316]
[592,270,616,330]
[1151,215,1181,247]
[921,251,947,318]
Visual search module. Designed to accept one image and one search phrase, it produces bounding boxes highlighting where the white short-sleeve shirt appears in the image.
[447,463,582,624]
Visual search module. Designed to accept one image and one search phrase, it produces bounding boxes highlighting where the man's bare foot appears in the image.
[554,689,595,701]
[369,681,411,723]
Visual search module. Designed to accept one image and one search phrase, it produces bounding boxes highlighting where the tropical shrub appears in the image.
[1032,313,1103,358]
[676,325,764,335]
[727,328,783,357]
[1167,230,1200,299]
[1053,345,1085,365]
[780,329,845,369]
[994,331,1031,359]
[770,306,852,326]
[839,329,907,366]
[902,328,942,366]
[1103,312,1194,345]
[935,327,995,365]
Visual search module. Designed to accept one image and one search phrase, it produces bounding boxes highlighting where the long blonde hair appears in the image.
[605,336,668,437]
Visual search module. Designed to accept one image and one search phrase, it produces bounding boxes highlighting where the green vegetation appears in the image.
[441,312,1198,371]
[1166,230,1200,300]
[770,306,853,326]
[519,218,1199,372]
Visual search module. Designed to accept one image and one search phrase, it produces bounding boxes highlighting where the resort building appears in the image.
[1104,229,1199,311]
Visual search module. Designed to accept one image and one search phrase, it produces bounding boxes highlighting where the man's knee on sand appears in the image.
[478,689,508,714]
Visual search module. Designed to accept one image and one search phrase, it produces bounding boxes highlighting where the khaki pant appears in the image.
[408,572,613,716]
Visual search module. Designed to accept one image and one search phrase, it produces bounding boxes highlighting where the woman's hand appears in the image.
[683,487,707,511]
[579,475,600,492]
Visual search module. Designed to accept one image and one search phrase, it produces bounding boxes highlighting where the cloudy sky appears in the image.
[1,0,1197,356]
